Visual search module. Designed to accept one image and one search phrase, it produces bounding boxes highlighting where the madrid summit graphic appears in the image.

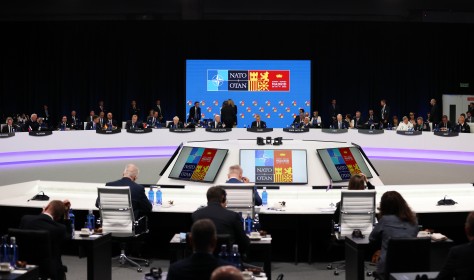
[207,69,290,92]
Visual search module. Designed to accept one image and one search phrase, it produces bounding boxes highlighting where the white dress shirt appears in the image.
[396,122,413,131]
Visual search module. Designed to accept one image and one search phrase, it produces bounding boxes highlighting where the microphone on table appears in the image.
[27,191,50,202]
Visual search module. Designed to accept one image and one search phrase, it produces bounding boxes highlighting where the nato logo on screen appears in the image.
[207,70,229,91]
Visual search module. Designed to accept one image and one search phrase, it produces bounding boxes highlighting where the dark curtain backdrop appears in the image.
[1,20,473,124]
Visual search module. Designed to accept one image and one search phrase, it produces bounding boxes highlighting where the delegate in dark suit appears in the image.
[188,106,202,122]
[221,105,235,128]
[226,178,262,206]
[167,252,229,280]
[23,120,39,131]
[19,213,72,280]
[95,177,152,220]
[167,121,184,128]
[436,241,474,280]
[125,120,143,130]
[85,121,101,130]
[332,120,349,129]
[456,123,471,133]
[192,202,250,254]
[208,121,223,128]
[251,120,266,128]
[1,125,19,133]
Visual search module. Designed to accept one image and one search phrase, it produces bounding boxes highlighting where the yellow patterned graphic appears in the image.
[249,71,270,91]
[191,165,210,181]
[274,167,293,182]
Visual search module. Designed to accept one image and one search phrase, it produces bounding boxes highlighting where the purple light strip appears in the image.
[1,145,473,167]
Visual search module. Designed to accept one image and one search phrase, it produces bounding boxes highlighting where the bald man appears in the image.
[95,164,152,220]
[211,265,244,280]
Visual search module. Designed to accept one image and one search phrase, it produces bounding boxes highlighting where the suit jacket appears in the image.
[436,241,474,280]
[125,120,143,130]
[1,125,17,133]
[19,213,72,280]
[147,116,160,128]
[208,121,223,128]
[456,123,471,133]
[192,202,250,254]
[226,178,262,206]
[189,106,201,122]
[153,105,164,119]
[85,116,95,123]
[70,116,80,126]
[366,115,379,125]
[57,122,71,131]
[430,104,442,124]
[414,122,431,131]
[332,120,349,129]
[353,117,364,129]
[293,116,303,124]
[85,121,101,130]
[329,104,340,120]
[167,252,230,280]
[251,120,266,128]
[23,120,39,131]
[369,215,419,275]
[380,105,390,123]
[104,119,117,128]
[129,107,141,120]
[220,106,235,128]
[167,122,184,129]
[438,121,453,131]
[95,177,152,220]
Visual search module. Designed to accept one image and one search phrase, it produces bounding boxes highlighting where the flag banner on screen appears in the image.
[190,148,217,181]
[328,148,352,180]
[178,147,202,179]
[274,150,293,183]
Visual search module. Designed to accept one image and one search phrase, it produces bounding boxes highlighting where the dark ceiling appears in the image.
[1,0,474,22]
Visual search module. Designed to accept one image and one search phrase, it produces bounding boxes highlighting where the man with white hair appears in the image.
[95,164,152,219]
[167,116,184,128]
[209,114,223,128]
[396,116,414,131]
[24,113,40,131]
[226,165,262,206]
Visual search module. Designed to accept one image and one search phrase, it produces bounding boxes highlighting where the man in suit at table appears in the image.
[332,114,349,129]
[225,165,262,206]
[86,110,95,124]
[23,113,40,131]
[436,212,474,280]
[379,99,390,128]
[147,111,161,128]
[86,115,101,131]
[153,99,164,122]
[19,199,73,280]
[57,116,71,131]
[209,114,224,128]
[1,117,18,133]
[104,112,118,130]
[167,116,184,128]
[251,114,266,128]
[192,186,250,256]
[353,111,364,129]
[438,115,453,132]
[167,219,231,280]
[95,164,152,220]
[125,114,143,130]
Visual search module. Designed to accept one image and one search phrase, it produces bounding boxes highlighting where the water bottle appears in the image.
[262,187,268,206]
[148,186,155,205]
[387,123,391,130]
[86,210,95,231]
[244,212,252,234]
[253,213,261,232]
[218,244,229,261]
[0,235,9,263]
[95,217,102,231]
[231,244,241,270]
[68,208,75,237]
[9,237,18,267]
[155,186,162,206]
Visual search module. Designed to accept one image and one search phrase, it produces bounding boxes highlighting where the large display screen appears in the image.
[239,149,308,184]
[317,147,373,182]
[186,60,311,128]
[169,146,228,183]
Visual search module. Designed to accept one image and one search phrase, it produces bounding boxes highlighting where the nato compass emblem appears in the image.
[207,70,229,91]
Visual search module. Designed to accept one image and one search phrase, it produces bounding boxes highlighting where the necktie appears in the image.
[93,124,96,129]
[257,122,260,128]
[9,126,12,133]
[338,122,341,129]
[215,122,217,128]
[153,117,155,124]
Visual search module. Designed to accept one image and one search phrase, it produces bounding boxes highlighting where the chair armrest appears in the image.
[133,215,149,236]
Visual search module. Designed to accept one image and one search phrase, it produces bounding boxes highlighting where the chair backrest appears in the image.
[385,237,431,278]
[97,186,135,237]
[339,189,376,237]
[8,228,52,278]
[219,183,255,218]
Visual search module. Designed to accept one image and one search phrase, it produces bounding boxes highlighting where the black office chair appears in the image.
[8,228,60,280]
[380,237,431,280]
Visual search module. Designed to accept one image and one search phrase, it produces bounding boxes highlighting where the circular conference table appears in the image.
[1,128,473,166]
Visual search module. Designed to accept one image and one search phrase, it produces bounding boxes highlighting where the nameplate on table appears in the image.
[96,128,122,134]
[127,128,152,134]
[0,132,15,138]
[283,127,309,133]
[396,130,422,136]
[246,128,273,133]
[205,128,232,133]
[29,131,53,137]
[358,129,384,135]
[169,128,195,133]
[321,128,348,134]
[434,131,459,137]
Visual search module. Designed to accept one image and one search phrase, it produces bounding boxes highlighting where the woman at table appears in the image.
[369,191,419,279]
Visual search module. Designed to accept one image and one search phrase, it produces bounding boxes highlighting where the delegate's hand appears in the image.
[63,199,71,219]
[241,177,250,183]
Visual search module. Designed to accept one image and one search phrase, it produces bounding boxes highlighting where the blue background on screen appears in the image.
[186,60,311,128]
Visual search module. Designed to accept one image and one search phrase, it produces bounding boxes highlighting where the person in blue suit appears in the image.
[95,164,152,220]
[225,165,262,206]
